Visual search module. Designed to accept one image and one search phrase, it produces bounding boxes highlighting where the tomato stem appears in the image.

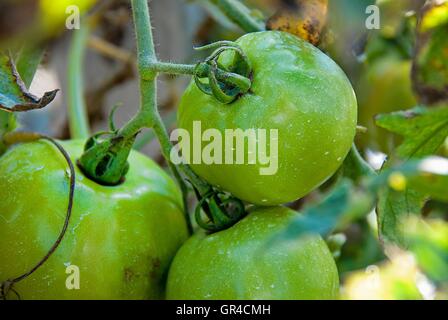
[130,0,197,233]
[78,0,252,233]
[129,0,248,233]
[149,62,196,75]
[67,20,91,140]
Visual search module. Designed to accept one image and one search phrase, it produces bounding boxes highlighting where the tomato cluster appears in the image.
[0,31,356,300]
[169,31,356,299]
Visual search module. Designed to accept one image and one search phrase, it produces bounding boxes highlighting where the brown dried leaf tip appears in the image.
[266,0,328,46]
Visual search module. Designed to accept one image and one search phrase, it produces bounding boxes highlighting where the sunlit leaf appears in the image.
[374,104,448,246]
[408,157,448,202]
[342,252,423,300]
[405,218,448,283]
[273,154,447,248]
[419,0,448,32]
[376,185,426,246]
[373,161,431,247]
[376,105,448,159]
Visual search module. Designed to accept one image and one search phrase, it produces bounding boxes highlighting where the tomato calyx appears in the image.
[193,187,247,233]
[193,41,252,104]
[77,131,134,186]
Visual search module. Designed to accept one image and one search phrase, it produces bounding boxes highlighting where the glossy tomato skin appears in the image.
[178,31,357,206]
[166,206,339,300]
[0,140,188,300]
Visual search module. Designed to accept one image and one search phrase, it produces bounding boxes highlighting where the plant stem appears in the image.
[210,0,265,32]
[150,62,195,75]
[130,0,195,233]
[67,22,90,140]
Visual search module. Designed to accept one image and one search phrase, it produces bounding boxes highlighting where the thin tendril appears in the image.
[0,135,76,300]
[108,103,122,132]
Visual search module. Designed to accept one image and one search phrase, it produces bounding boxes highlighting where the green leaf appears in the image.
[271,157,447,249]
[408,157,448,202]
[340,144,377,183]
[376,186,426,246]
[274,179,375,242]
[372,160,428,247]
[374,156,448,246]
[374,105,444,245]
[376,105,448,159]
[0,52,58,112]
[16,45,45,89]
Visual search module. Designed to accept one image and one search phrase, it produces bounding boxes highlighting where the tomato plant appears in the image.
[178,31,357,205]
[0,0,447,303]
[0,140,188,299]
[167,206,339,300]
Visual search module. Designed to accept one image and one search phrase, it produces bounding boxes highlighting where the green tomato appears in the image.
[178,31,357,205]
[0,140,188,300]
[166,206,340,300]
[356,54,417,153]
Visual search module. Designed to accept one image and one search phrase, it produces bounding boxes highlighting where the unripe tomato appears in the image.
[0,140,188,299]
[166,206,340,300]
[178,31,357,206]
[356,54,417,153]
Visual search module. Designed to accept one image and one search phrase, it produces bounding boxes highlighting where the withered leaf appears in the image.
[0,52,58,112]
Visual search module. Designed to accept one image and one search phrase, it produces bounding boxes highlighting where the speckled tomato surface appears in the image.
[167,206,339,299]
[178,31,357,205]
[0,140,188,299]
